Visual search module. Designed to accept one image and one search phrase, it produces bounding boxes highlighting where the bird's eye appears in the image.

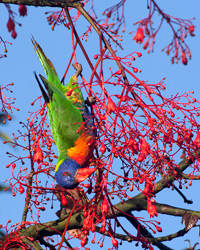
[63,171,70,176]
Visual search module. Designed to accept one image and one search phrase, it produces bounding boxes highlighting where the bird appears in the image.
[32,38,96,189]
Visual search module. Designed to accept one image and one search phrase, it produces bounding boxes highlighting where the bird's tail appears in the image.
[34,72,50,105]
[32,37,62,90]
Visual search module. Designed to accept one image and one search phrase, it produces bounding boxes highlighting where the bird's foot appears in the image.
[72,63,82,77]
[85,96,96,106]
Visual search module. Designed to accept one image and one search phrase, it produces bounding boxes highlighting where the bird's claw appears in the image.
[85,96,96,106]
[72,63,82,77]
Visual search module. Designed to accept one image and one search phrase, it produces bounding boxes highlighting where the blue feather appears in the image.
[81,105,96,137]
[54,159,81,189]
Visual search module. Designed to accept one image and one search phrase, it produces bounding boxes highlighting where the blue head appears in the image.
[55,159,81,189]
[55,159,96,189]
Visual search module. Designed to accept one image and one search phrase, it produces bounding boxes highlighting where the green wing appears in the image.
[32,38,93,161]
[35,74,83,161]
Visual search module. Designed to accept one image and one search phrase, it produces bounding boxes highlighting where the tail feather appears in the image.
[32,37,60,84]
[32,37,85,106]
[34,72,49,104]
[32,38,95,134]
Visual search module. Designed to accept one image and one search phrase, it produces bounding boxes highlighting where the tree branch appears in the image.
[125,212,173,250]
[149,228,188,244]
[22,238,43,250]
[0,0,82,8]
[173,185,193,204]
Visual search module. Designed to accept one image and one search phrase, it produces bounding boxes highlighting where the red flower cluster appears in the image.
[147,200,158,218]
[6,17,17,39]
[143,178,154,195]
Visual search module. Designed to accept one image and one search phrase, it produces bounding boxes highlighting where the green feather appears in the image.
[32,37,63,90]
[35,75,83,163]
[32,38,94,176]
[32,37,85,110]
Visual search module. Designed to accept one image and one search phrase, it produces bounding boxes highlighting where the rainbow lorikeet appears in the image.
[32,38,96,189]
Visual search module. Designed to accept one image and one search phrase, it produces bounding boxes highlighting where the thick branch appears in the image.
[12,198,200,244]
[0,0,81,8]
[112,197,200,219]
[22,238,43,250]
[20,213,83,239]
[155,202,200,217]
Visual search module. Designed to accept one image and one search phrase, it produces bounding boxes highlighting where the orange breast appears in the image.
[67,133,95,167]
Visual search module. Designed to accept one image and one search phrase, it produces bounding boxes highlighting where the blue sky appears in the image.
[1,1,200,249]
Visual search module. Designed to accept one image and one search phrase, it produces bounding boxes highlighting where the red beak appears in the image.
[76,168,96,183]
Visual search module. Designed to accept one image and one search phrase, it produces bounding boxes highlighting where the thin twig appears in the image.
[22,128,34,223]
[173,185,193,204]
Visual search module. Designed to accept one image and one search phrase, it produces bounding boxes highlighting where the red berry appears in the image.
[106,11,112,18]
[7,115,11,120]
[133,27,144,44]
[121,95,127,102]
[81,236,88,247]
[194,132,200,147]
[40,109,44,116]
[19,182,24,194]
[83,211,88,217]
[61,193,68,206]
[102,195,109,214]
[114,57,121,61]
[11,30,17,39]
[111,236,118,247]
[133,67,138,73]
[7,18,15,32]
[107,97,116,113]
[39,207,46,211]
[66,89,73,96]
[115,69,122,75]
[100,143,106,154]
[188,25,195,36]
[156,225,162,232]
[181,54,187,65]
[19,4,27,16]
[33,146,43,164]
[100,226,106,233]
